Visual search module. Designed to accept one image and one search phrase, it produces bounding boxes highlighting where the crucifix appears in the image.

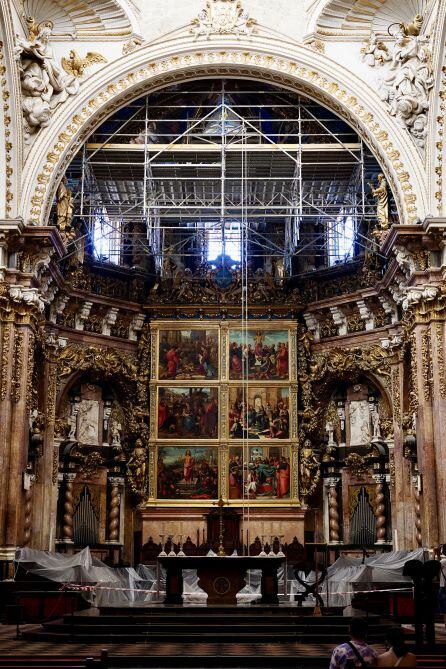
[212,497,229,556]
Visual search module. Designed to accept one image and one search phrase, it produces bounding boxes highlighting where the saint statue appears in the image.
[127,439,148,495]
[369,174,389,230]
[56,177,74,231]
[299,439,320,497]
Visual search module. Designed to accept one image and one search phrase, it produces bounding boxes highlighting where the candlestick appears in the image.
[268,534,275,557]
[159,534,167,557]
[177,534,185,557]
[168,534,176,557]
[259,534,267,557]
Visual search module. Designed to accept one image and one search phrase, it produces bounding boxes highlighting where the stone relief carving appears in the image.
[76,399,100,445]
[14,19,80,140]
[362,16,433,150]
[349,399,371,446]
[190,0,257,40]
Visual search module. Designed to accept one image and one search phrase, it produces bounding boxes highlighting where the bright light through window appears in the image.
[92,213,121,264]
[328,215,355,266]
[206,222,242,262]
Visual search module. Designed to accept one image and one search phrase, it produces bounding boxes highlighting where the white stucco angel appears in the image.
[361,32,390,67]
[15,20,80,138]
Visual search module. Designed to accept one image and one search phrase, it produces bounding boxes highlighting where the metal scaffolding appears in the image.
[63,80,394,274]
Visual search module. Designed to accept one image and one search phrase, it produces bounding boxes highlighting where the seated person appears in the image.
[377,628,416,667]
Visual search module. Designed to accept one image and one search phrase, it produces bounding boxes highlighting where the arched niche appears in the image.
[19,38,428,229]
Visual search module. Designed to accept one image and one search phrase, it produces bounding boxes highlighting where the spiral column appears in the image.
[62,473,76,543]
[413,477,422,547]
[326,477,341,544]
[373,474,387,544]
[108,477,123,543]
[22,474,36,547]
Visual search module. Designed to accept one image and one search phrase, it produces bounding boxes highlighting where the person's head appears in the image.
[349,618,368,642]
[386,627,408,658]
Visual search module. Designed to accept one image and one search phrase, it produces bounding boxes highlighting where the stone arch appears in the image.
[19,36,428,229]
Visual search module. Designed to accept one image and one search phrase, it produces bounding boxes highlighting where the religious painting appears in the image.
[228,446,290,500]
[158,329,219,380]
[157,446,218,500]
[228,386,289,440]
[228,329,289,380]
[157,387,219,439]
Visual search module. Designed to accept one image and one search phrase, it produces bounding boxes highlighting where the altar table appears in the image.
[158,556,284,605]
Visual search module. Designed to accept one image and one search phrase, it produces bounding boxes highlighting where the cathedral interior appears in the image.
[1,0,446,665]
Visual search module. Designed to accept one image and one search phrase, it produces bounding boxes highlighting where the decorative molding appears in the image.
[435,323,446,399]
[190,0,257,40]
[0,40,13,215]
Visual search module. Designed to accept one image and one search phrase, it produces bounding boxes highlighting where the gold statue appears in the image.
[62,50,107,78]
[299,439,320,498]
[127,438,148,495]
[56,177,74,231]
[369,174,389,230]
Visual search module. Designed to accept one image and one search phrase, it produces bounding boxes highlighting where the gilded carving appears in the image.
[0,322,10,400]
[11,330,24,403]
[57,344,138,381]
[390,366,401,424]
[291,444,299,501]
[421,329,431,401]
[344,452,370,480]
[26,333,35,411]
[0,41,13,214]
[436,324,446,399]
[62,51,107,78]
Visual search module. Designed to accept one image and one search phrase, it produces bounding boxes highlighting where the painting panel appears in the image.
[229,329,289,380]
[158,387,219,439]
[157,446,218,500]
[228,386,289,440]
[158,329,219,380]
[228,446,290,500]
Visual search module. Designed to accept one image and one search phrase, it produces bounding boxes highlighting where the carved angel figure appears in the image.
[62,50,107,78]
[361,32,390,67]
[14,20,80,137]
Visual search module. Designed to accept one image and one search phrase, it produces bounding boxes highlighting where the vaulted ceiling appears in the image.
[314,0,430,37]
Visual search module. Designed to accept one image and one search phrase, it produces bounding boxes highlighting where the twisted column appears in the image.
[22,474,35,547]
[413,477,422,547]
[62,473,76,543]
[108,477,123,543]
[326,478,340,544]
[374,474,387,544]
